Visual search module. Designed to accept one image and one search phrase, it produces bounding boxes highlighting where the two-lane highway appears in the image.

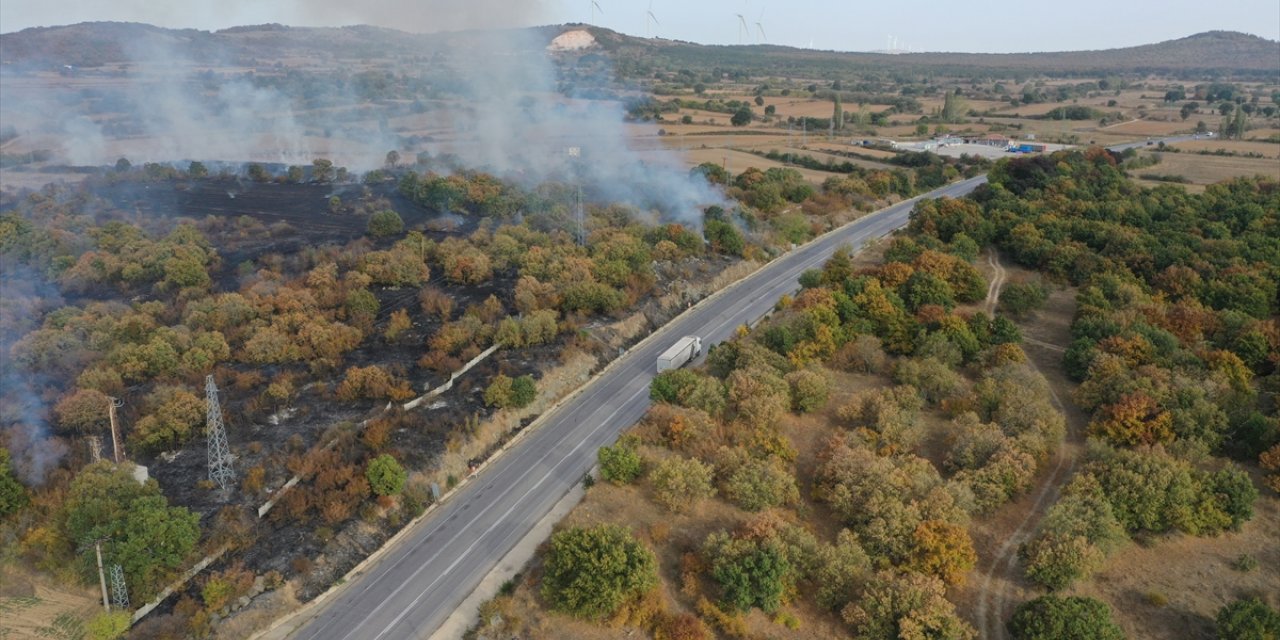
[283,174,988,640]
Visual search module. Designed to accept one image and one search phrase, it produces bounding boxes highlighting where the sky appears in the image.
[1,0,1278,53]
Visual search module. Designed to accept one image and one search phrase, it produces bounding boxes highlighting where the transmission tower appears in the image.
[108,563,129,611]
[205,375,235,491]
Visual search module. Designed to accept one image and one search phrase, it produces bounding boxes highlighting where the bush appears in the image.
[541,524,658,620]
[1216,597,1280,640]
[598,442,644,485]
[366,454,407,496]
[1008,595,1125,640]
[651,456,715,512]
[86,611,132,640]
[367,209,404,237]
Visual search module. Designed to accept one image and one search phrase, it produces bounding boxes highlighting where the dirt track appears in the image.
[971,251,1086,640]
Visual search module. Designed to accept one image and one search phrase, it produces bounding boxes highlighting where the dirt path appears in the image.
[984,250,1006,315]
[971,252,1086,640]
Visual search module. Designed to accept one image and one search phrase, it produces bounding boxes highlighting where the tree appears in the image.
[722,457,799,511]
[510,374,537,408]
[132,386,205,452]
[833,94,844,130]
[366,454,407,496]
[541,524,658,620]
[367,210,405,238]
[1216,597,1280,640]
[188,161,208,179]
[704,532,791,613]
[704,219,744,256]
[385,150,400,167]
[1008,595,1125,640]
[1261,443,1280,494]
[484,374,515,408]
[786,368,830,413]
[731,106,753,126]
[651,456,714,512]
[842,571,975,639]
[0,448,28,517]
[906,520,977,585]
[312,158,335,182]
[53,387,110,434]
[598,441,644,485]
[64,462,200,599]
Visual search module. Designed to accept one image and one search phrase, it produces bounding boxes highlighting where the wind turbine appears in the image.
[755,7,766,43]
[590,0,603,24]
[647,0,659,38]
[735,14,748,44]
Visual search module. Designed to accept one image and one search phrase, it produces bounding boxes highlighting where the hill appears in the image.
[1,22,1276,78]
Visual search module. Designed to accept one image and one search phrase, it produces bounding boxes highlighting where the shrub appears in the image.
[1216,597,1280,640]
[366,454,407,496]
[598,442,644,485]
[86,611,132,640]
[842,571,975,639]
[1008,595,1124,640]
[541,524,658,620]
[651,456,715,513]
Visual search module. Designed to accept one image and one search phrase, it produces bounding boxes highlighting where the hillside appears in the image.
[1,22,1276,78]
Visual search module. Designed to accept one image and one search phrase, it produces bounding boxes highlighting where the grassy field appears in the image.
[1133,150,1280,192]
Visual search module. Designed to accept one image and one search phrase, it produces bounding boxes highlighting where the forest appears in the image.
[468,149,1278,640]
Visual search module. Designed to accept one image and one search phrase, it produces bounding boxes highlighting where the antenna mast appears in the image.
[205,375,235,491]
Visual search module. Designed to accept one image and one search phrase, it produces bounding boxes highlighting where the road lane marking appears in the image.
[364,384,651,640]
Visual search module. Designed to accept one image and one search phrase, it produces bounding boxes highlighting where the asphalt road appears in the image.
[286,175,986,640]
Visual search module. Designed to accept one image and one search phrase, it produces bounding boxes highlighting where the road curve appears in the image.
[282,175,986,640]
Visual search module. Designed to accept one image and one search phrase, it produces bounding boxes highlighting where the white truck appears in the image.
[657,336,702,372]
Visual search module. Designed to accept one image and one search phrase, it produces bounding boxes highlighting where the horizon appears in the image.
[2,0,1279,55]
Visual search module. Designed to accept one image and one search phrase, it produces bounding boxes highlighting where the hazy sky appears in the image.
[2,0,1278,53]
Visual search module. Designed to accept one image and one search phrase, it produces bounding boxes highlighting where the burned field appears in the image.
[0,163,745,626]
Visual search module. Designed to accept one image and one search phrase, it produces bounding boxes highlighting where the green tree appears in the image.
[366,454,407,496]
[187,161,208,179]
[705,219,744,256]
[64,463,200,598]
[731,106,753,126]
[510,374,537,408]
[705,532,791,613]
[722,457,799,512]
[484,374,515,408]
[786,368,830,413]
[0,448,28,517]
[833,94,844,130]
[598,441,644,485]
[367,210,405,238]
[312,158,335,182]
[541,524,658,620]
[1216,597,1280,640]
[1008,595,1125,640]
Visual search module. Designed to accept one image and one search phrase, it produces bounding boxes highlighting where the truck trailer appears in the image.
[657,336,702,372]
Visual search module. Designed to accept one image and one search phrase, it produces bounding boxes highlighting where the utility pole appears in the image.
[206,375,235,491]
[106,397,124,463]
[94,542,110,612]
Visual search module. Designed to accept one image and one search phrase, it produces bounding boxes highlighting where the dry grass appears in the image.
[1136,151,1280,187]
[1103,119,1192,136]
[1067,490,1280,640]
[0,567,100,640]
[1168,140,1280,158]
